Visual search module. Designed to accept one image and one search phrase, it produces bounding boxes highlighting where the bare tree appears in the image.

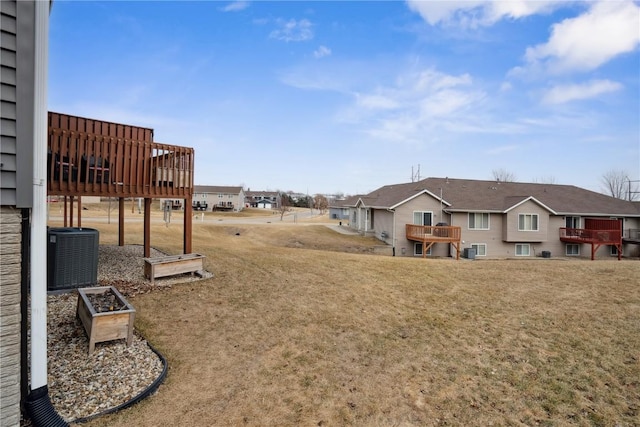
[492,168,516,182]
[601,169,639,200]
[277,192,289,221]
[313,194,329,214]
[532,176,557,184]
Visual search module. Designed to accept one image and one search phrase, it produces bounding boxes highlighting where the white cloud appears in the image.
[220,1,249,13]
[524,1,640,74]
[270,19,314,42]
[351,68,486,144]
[542,79,623,104]
[406,0,563,27]
[313,45,332,58]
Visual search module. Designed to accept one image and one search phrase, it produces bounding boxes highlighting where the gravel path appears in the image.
[22,245,212,426]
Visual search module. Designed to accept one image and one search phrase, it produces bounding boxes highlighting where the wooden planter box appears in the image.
[76,286,136,354]
[143,253,205,284]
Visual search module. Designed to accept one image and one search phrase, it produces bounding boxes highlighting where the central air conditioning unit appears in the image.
[47,227,99,291]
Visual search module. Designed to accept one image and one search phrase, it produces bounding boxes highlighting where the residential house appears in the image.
[329,195,360,220]
[191,185,245,212]
[344,177,640,259]
[245,190,280,209]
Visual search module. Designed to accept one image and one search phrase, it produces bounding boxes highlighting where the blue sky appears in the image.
[48,1,640,196]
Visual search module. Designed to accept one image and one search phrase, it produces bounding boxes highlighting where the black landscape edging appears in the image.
[70,341,168,424]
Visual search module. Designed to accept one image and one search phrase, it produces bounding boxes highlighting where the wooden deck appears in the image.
[406,224,462,259]
[623,229,640,245]
[560,228,622,260]
[47,112,195,256]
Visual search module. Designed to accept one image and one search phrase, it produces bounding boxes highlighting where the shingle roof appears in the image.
[194,185,243,194]
[356,177,640,216]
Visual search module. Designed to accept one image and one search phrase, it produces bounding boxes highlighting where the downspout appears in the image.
[24,1,69,425]
[387,208,395,256]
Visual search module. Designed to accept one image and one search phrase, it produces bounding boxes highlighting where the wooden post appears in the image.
[144,198,151,257]
[184,197,192,254]
[69,195,74,227]
[118,198,125,246]
[77,196,82,228]
[63,196,68,227]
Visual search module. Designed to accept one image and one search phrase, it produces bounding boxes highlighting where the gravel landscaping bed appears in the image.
[22,245,212,426]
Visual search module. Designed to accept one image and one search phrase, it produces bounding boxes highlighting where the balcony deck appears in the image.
[560,228,622,260]
[47,131,193,199]
[623,229,640,245]
[47,112,195,256]
[406,224,462,259]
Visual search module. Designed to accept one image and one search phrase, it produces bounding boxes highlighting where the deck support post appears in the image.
[77,196,82,228]
[118,197,125,246]
[184,197,192,254]
[69,195,74,227]
[63,196,68,227]
[144,198,151,258]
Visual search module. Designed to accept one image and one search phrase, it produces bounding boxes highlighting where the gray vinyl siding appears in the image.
[503,200,549,243]
[0,0,18,207]
[1,0,35,209]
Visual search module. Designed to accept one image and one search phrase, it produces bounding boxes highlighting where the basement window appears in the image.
[515,244,530,256]
[414,243,432,256]
[566,244,580,256]
[471,243,487,256]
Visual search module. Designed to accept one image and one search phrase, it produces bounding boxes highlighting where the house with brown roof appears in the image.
[343,177,640,260]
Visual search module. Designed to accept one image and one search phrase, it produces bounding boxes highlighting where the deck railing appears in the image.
[559,228,621,243]
[47,128,194,198]
[406,224,462,241]
[623,229,640,241]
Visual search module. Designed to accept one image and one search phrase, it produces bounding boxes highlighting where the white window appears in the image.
[515,244,530,256]
[566,244,580,256]
[413,211,433,226]
[468,213,489,230]
[518,214,539,231]
[218,194,223,198]
[471,243,487,256]
[610,245,619,256]
[414,243,432,256]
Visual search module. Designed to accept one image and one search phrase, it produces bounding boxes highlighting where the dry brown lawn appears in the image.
[67,219,638,427]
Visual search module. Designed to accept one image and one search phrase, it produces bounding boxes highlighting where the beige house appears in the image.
[344,177,640,259]
[192,185,245,212]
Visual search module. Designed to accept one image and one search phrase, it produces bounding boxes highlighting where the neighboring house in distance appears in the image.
[245,190,280,209]
[329,195,360,220]
[192,185,245,212]
[342,177,640,259]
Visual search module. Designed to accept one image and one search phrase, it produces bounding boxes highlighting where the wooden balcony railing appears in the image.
[406,224,462,241]
[406,224,462,259]
[559,228,621,244]
[623,229,640,243]
[47,128,194,198]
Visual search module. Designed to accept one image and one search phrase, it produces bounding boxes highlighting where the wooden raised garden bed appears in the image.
[76,286,136,354]
[143,253,205,284]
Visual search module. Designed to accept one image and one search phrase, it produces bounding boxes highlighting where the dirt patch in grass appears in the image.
[72,223,639,427]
